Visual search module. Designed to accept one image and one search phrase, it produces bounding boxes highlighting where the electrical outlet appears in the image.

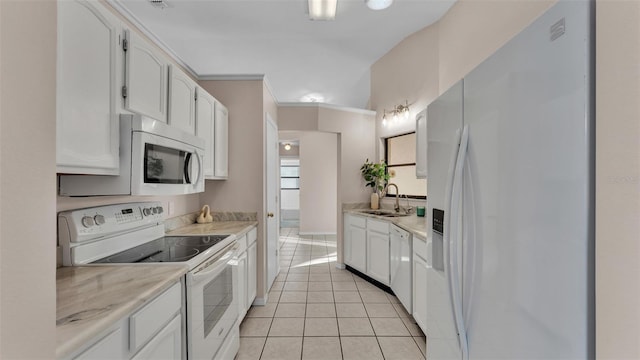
[168,201,175,216]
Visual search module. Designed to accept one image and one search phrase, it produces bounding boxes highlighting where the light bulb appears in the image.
[393,112,398,123]
[403,109,410,120]
[382,117,387,127]
[284,143,291,151]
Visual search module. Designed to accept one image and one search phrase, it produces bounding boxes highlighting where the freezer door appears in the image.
[426,80,464,360]
[461,1,593,359]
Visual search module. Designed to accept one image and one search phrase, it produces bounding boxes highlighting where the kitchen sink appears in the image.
[357,209,411,217]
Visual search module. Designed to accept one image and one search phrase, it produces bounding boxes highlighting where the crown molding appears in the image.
[278,102,376,116]
[198,74,266,81]
[106,0,199,79]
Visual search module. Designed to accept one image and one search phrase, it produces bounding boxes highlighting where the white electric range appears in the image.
[58,202,240,360]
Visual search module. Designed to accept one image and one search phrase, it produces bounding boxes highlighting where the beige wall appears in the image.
[371,24,439,147]
[1,0,57,358]
[198,80,271,300]
[596,1,640,358]
[438,0,555,93]
[298,132,338,234]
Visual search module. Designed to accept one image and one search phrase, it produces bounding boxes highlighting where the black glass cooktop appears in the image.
[93,235,230,264]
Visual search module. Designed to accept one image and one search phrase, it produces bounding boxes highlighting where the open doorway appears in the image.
[279,142,300,228]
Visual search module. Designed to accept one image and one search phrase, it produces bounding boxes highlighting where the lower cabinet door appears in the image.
[246,242,257,308]
[413,256,428,333]
[348,226,367,273]
[132,315,182,360]
[367,230,390,285]
[237,251,247,319]
[74,327,124,360]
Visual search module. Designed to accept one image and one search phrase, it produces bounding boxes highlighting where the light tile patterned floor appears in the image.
[236,228,426,360]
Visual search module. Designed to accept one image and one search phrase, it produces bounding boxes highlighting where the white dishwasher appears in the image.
[390,224,412,313]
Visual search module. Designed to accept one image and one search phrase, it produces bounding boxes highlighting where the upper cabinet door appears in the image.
[168,65,196,135]
[124,29,167,123]
[195,86,216,178]
[214,101,229,179]
[57,0,121,175]
[415,109,427,179]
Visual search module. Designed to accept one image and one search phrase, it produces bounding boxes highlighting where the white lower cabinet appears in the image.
[132,315,182,360]
[74,327,124,360]
[246,239,257,308]
[413,239,428,333]
[343,214,390,285]
[68,281,184,360]
[367,228,390,285]
[236,226,258,321]
[344,214,367,273]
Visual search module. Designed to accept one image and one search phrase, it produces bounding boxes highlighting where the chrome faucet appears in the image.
[385,183,400,212]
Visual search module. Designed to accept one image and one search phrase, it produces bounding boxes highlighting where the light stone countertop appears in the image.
[56,264,188,359]
[166,220,258,237]
[344,209,427,240]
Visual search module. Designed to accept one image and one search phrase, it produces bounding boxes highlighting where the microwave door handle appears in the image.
[193,150,202,185]
[184,152,192,184]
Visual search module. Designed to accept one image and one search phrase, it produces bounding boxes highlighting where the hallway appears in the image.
[236,228,426,360]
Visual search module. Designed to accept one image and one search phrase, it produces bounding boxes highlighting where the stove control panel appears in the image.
[58,202,165,244]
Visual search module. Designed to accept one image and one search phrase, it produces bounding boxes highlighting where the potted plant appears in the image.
[360,159,390,209]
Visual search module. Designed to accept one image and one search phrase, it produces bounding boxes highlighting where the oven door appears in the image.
[131,131,204,196]
[186,243,238,360]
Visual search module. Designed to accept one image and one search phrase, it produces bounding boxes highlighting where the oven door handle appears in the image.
[189,243,238,285]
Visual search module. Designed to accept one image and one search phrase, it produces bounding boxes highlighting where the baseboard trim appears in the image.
[335,263,346,270]
[252,296,267,306]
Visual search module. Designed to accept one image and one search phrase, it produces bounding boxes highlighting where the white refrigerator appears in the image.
[425,1,594,359]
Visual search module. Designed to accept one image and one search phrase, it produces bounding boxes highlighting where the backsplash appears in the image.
[164,211,258,232]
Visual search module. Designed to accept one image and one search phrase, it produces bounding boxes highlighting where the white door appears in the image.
[195,87,216,178]
[265,113,279,290]
[415,109,427,179]
[367,230,390,285]
[167,65,196,135]
[214,102,229,178]
[57,0,120,175]
[124,29,167,123]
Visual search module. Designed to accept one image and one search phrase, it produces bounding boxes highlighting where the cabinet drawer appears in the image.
[130,282,182,353]
[74,327,124,360]
[413,236,427,260]
[237,234,248,254]
[247,227,257,245]
[367,218,389,234]
[348,214,367,229]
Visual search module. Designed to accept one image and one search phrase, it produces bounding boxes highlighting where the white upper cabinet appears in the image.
[195,86,216,178]
[214,100,229,179]
[124,29,168,123]
[168,65,196,135]
[57,0,121,175]
[415,109,427,179]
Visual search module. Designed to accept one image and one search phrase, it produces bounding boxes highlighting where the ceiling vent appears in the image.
[148,0,170,10]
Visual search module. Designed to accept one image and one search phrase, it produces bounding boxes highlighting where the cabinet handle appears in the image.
[267,212,274,218]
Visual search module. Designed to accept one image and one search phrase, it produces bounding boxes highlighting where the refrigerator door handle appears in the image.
[449,125,470,360]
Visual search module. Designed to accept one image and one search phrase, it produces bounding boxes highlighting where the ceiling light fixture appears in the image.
[284,143,292,151]
[308,0,338,20]
[365,0,393,10]
[148,0,170,10]
[381,100,411,127]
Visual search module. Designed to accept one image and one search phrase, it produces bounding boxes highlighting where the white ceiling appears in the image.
[113,0,456,109]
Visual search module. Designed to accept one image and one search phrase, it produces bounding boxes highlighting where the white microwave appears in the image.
[59,114,205,196]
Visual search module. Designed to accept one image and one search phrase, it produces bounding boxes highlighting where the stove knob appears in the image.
[143,208,151,216]
[152,207,158,215]
[81,216,95,228]
[94,215,106,226]
[157,206,164,214]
